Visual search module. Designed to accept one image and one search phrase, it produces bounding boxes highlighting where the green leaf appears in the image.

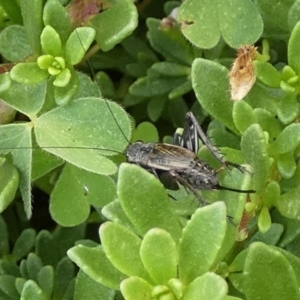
[182,272,228,300]
[40,25,62,57]
[68,245,127,290]
[131,122,159,143]
[35,98,131,175]
[277,152,297,179]
[20,0,44,54]
[0,157,19,213]
[0,216,9,256]
[65,27,96,65]
[0,73,12,94]
[150,62,191,77]
[255,61,282,87]
[244,242,300,300]
[10,62,49,85]
[276,186,300,220]
[130,76,186,97]
[54,70,78,105]
[118,163,182,242]
[258,206,271,233]
[0,25,32,61]
[146,18,194,65]
[43,0,72,44]
[74,270,115,300]
[232,101,256,134]
[20,280,47,300]
[140,228,177,284]
[52,258,75,299]
[0,124,33,218]
[49,164,91,226]
[100,222,152,282]
[53,67,71,87]
[270,123,300,154]
[0,0,22,24]
[120,276,152,300]
[277,93,299,125]
[0,275,20,298]
[26,253,43,281]
[248,223,284,246]
[147,96,167,122]
[1,78,46,116]
[241,124,269,194]
[90,0,138,52]
[179,202,227,284]
[192,58,236,133]
[37,266,54,299]
[255,0,295,39]
[288,21,300,74]
[12,229,36,261]
[179,0,263,48]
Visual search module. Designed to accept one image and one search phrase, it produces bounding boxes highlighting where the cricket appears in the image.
[0,29,255,217]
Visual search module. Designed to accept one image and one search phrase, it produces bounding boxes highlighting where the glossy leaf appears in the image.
[120,276,152,300]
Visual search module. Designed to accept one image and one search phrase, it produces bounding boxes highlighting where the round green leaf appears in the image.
[90,0,138,52]
[276,186,300,220]
[244,242,300,300]
[10,62,49,85]
[140,228,177,284]
[43,0,72,44]
[65,27,96,65]
[35,98,131,175]
[241,124,269,194]
[120,276,152,300]
[255,61,282,88]
[131,122,159,143]
[288,21,300,74]
[191,58,237,133]
[179,202,227,284]
[118,163,182,242]
[270,123,300,154]
[0,25,32,62]
[53,68,71,87]
[68,245,127,290]
[258,206,271,233]
[100,222,152,282]
[0,157,19,213]
[232,101,256,134]
[50,164,91,226]
[179,0,262,49]
[182,272,228,300]
[40,25,62,56]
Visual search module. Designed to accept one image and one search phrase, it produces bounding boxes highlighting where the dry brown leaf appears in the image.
[229,45,257,101]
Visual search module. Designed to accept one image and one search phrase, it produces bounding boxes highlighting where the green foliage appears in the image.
[1,0,300,299]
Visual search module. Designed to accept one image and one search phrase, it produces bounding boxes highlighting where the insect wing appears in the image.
[147,143,196,171]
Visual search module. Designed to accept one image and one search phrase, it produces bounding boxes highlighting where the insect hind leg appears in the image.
[186,112,250,174]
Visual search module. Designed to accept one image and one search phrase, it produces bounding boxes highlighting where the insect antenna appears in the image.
[77,31,131,145]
